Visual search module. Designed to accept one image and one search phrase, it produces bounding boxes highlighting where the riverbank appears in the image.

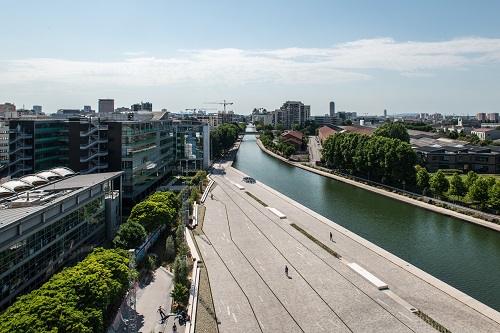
[255,138,500,233]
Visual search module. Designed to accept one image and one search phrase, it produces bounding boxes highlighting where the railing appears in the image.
[9,133,33,144]
[11,154,32,165]
[80,163,108,174]
[9,144,30,155]
[80,150,108,163]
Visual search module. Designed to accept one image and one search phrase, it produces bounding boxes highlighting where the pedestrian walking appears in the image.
[285,265,289,277]
[158,306,167,321]
[172,322,177,333]
[330,232,332,241]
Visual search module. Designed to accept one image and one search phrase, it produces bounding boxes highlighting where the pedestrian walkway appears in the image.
[196,164,500,333]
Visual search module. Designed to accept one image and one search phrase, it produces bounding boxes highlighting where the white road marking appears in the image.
[221,300,225,305]
[297,252,304,257]
[227,239,230,243]
[201,244,206,249]
[258,319,264,328]
[256,259,262,265]
[260,266,265,271]
[377,299,388,307]
[259,296,263,302]
[399,312,412,321]
[316,323,325,331]
[237,303,241,310]
[227,306,230,315]
[232,313,238,322]
[222,232,226,237]
[329,319,340,328]
[319,277,323,284]
[203,251,207,257]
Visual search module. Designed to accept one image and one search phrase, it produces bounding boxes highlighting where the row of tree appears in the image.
[211,123,241,158]
[322,131,418,184]
[113,191,181,249]
[259,129,296,158]
[417,169,500,209]
[0,248,129,333]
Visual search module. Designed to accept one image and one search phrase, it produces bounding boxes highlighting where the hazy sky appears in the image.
[1,0,499,116]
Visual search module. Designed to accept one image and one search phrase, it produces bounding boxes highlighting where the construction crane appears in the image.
[204,100,233,114]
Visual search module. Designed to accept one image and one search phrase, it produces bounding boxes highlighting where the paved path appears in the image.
[196,162,500,333]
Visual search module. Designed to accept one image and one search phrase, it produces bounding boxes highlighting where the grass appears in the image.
[245,191,268,207]
[290,223,341,259]
[415,310,452,333]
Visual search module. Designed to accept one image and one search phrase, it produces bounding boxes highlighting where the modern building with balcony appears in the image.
[0,169,123,311]
[8,120,69,178]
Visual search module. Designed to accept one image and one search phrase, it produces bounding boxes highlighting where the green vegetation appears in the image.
[245,191,268,207]
[402,122,434,132]
[322,132,417,185]
[290,224,341,259]
[415,310,451,333]
[126,191,180,233]
[113,219,147,249]
[373,122,410,143]
[211,123,240,158]
[0,248,129,333]
[260,129,296,158]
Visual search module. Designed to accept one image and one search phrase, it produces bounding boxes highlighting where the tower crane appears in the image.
[204,100,233,114]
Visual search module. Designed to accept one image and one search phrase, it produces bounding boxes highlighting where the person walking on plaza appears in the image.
[172,323,177,333]
[158,306,167,322]
[330,232,332,241]
[285,265,289,277]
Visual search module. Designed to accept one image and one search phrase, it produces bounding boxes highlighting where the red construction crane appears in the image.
[204,100,233,113]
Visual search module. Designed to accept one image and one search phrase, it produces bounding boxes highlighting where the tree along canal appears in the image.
[232,133,500,312]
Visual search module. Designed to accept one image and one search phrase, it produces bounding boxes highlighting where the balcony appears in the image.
[11,154,32,165]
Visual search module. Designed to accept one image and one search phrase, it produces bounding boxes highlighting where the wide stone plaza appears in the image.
[194,161,500,333]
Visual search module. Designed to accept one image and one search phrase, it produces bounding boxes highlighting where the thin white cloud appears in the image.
[1,37,499,89]
[124,51,147,56]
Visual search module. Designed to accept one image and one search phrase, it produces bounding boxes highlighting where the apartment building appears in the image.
[6,114,210,212]
[416,146,500,173]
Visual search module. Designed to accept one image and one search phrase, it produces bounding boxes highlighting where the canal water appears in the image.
[233,133,500,312]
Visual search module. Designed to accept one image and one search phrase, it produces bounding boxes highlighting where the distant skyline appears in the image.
[1,0,499,116]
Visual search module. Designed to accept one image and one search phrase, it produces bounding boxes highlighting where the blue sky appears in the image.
[1,0,499,116]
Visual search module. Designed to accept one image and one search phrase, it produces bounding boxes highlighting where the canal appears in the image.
[232,133,500,312]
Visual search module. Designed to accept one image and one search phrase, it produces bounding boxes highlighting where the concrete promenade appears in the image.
[196,160,500,333]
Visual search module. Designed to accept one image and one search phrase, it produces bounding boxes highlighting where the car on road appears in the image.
[243,177,256,184]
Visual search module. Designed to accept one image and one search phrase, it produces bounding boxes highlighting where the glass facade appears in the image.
[175,122,206,171]
[121,121,175,204]
[34,122,69,171]
[0,196,105,311]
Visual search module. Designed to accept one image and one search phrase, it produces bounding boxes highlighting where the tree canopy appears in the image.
[430,170,450,197]
[0,248,129,333]
[113,220,147,249]
[373,122,410,143]
[322,132,417,184]
[128,191,180,233]
[211,123,240,158]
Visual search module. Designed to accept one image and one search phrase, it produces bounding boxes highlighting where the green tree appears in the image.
[170,283,189,305]
[416,167,431,189]
[464,171,478,190]
[430,170,450,197]
[373,122,410,143]
[468,177,490,209]
[128,200,176,233]
[489,180,500,209]
[113,220,147,249]
[342,119,352,126]
[165,235,176,261]
[173,256,189,286]
[448,172,467,200]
